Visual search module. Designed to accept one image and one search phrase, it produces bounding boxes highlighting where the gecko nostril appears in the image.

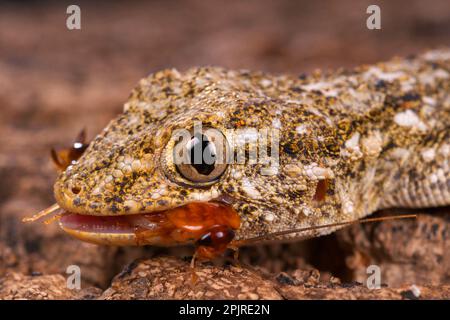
[67,180,83,195]
[71,186,81,195]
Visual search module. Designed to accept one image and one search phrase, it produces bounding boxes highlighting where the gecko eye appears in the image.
[174,128,228,183]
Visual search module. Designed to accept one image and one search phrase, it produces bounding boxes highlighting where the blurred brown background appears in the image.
[0,0,449,289]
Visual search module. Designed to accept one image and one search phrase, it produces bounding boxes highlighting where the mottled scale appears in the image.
[380,143,450,209]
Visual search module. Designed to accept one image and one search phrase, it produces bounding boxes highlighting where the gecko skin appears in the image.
[53,49,450,245]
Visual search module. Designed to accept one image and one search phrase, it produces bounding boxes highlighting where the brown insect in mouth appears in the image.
[36,201,242,261]
[131,201,241,260]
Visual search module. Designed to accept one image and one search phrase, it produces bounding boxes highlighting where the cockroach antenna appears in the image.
[231,214,417,247]
[22,203,62,223]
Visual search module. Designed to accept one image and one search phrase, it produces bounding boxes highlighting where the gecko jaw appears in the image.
[58,212,166,246]
[60,226,138,246]
[58,201,241,246]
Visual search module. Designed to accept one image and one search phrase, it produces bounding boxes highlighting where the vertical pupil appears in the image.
[188,133,216,175]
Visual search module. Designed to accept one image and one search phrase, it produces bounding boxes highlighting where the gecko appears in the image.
[25,49,450,261]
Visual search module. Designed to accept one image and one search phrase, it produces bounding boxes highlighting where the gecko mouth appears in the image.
[60,213,144,234]
[57,201,241,246]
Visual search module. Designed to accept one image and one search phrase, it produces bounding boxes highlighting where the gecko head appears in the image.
[54,67,342,245]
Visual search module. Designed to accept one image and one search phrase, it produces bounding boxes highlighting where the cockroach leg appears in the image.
[189,251,199,285]
[50,129,90,171]
[232,247,240,261]
[50,148,63,170]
